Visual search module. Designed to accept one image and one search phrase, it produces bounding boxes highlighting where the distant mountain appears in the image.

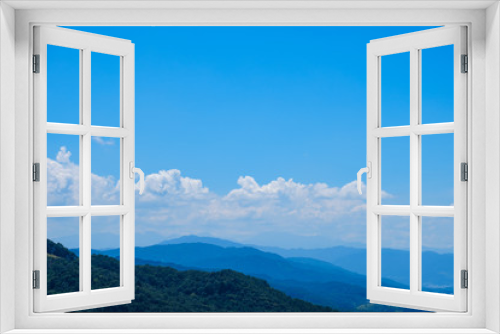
[99,242,416,311]
[157,236,453,292]
[289,247,453,292]
[258,245,366,269]
[54,231,166,249]
[267,278,420,312]
[134,258,195,271]
[65,233,453,311]
[420,251,454,292]
[160,235,244,248]
[100,243,373,287]
[47,239,334,312]
[261,247,453,293]
[241,231,366,249]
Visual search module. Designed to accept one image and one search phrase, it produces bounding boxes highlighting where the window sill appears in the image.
[4,329,497,334]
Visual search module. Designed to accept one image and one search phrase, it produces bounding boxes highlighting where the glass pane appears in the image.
[381,215,410,289]
[91,216,121,290]
[91,136,121,205]
[47,217,80,295]
[421,133,454,206]
[381,136,410,205]
[421,45,454,124]
[421,217,454,295]
[47,45,80,124]
[381,52,410,127]
[92,52,120,127]
[47,134,80,206]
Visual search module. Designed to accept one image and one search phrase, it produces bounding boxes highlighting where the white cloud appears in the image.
[47,147,79,206]
[223,176,366,220]
[92,136,115,146]
[48,146,406,248]
[56,146,72,163]
[137,173,371,246]
[140,169,210,202]
[47,147,120,206]
[91,174,120,205]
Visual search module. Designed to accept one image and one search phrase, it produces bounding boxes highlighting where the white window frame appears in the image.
[0,1,499,333]
[33,25,136,313]
[366,26,468,312]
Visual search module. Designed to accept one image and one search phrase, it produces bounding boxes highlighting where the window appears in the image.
[33,26,137,312]
[364,26,467,312]
[3,2,496,333]
[34,24,467,315]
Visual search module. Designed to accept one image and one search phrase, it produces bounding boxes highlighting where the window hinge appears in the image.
[461,54,468,73]
[33,54,40,73]
[33,163,40,182]
[461,270,468,289]
[461,162,468,182]
[33,270,40,289]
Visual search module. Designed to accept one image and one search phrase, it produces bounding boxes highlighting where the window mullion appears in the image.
[82,48,92,294]
[409,47,420,294]
[413,122,454,135]
[366,23,467,314]
[46,123,88,135]
[90,126,129,138]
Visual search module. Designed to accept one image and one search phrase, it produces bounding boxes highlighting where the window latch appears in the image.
[129,162,145,195]
[357,162,372,195]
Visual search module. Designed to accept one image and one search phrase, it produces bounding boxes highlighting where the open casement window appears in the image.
[33,26,138,312]
[365,26,467,312]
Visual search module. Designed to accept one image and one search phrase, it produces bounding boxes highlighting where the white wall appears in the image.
[486,2,500,333]
[0,2,16,333]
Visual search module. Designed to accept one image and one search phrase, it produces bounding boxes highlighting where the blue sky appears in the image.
[46,26,455,250]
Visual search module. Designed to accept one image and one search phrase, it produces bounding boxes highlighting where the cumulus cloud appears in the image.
[92,137,116,146]
[47,147,120,206]
[140,169,210,202]
[47,147,79,206]
[47,146,384,248]
[220,176,366,221]
[135,172,372,246]
[91,174,120,205]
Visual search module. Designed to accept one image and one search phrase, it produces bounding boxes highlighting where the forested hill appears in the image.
[47,239,335,312]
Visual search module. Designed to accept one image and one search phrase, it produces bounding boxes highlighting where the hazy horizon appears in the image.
[49,232,454,255]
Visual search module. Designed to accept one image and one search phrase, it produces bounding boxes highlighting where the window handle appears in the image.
[129,162,145,195]
[357,162,372,195]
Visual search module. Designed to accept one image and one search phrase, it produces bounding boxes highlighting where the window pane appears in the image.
[381,136,410,205]
[47,45,80,124]
[92,52,120,127]
[381,52,410,127]
[381,215,410,290]
[91,136,121,205]
[421,45,454,124]
[47,134,80,206]
[421,133,454,206]
[91,216,121,290]
[47,217,80,295]
[421,217,454,295]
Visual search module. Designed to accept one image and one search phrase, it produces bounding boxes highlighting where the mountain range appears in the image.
[48,239,334,312]
[97,236,424,311]
[67,234,453,311]
[157,235,454,292]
